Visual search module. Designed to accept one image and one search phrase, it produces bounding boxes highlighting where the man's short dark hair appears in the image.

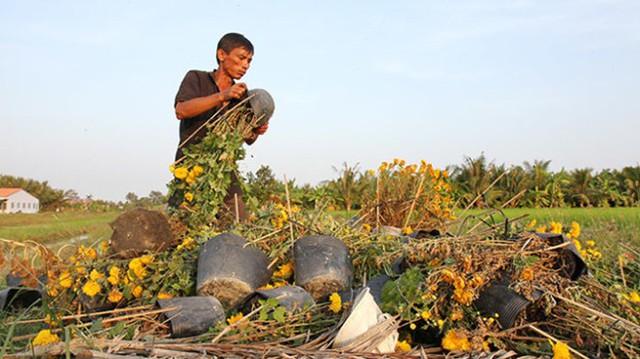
[216,33,254,64]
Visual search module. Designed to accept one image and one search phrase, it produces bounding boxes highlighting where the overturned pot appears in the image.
[294,235,353,300]
[197,233,272,309]
[254,286,315,312]
[158,296,225,338]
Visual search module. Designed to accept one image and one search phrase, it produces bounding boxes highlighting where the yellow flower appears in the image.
[132,285,143,298]
[140,255,154,264]
[274,262,294,279]
[520,267,534,281]
[108,289,123,303]
[32,329,60,347]
[192,165,204,176]
[177,237,196,251]
[379,162,388,172]
[169,165,175,173]
[128,258,146,279]
[174,167,188,180]
[625,291,640,303]
[437,319,445,328]
[186,172,196,185]
[227,312,244,325]
[551,340,571,359]
[82,280,101,297]
[367,169,375,176]
[185,192,194,202]
[567,221,581,239]
[450,310,463,321]
[46,286,59,297]
[158,292,173,299]
[549,221,563,234]
[536,225,548,233]
[527,219,537,229]
[396,340,411,352]
[586,240,595,247]
[44,314,59,327]
[441,329,471,351]
[402,226,413,235]
[89,269,105,281]
[329,292,342,313]
[58,271,73,289]
[409,323,416,330]
[99,240,110,253]
[421,311,431,321]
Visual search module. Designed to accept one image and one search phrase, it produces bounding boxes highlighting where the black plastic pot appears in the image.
[294,235,353,300]
[255,286,315,312]
[197,232,272,309]
[0,287,42,311]
[473,283,531,329]
[158,296,225,338]
[535,232,588,280]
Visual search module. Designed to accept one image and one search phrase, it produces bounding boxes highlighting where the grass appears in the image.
[0,210,122,246]
[457,207,640,263]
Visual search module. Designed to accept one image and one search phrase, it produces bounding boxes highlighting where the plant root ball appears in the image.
[110,208,173,258]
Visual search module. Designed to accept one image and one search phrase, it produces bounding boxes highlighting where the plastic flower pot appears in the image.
[473,283,531,329]
[0,287,41,311]
[158,296,225,338]
[535,232,588,280]
[197,232,272,309]
[255,286,315,312]
[294,235,353,300]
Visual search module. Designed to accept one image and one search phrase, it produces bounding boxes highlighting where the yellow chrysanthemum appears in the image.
[536,225,548,233]
[46,286,59,297]
[32,329,60,347]
[185,192,194,202]
[549,221,563,234]
[586,240,595,247]
[132,285,144,298]
[402,226,413,235]
[526,219,537,229]
[625,291,640,303]
[450,310,463,321]
[108,289,123,303]
[58,271,73,289]
[567,221,581,239]
[99,240,110,253]
[177,237,196,251]
[158,292,173,299]
[421,311,431,321]
[227,312,244,325]
[192,165,204,176]
[140,255,154,265]
[274,262,294,279]
[551,340,571,359]
[82,280,101,297]
[174,167,188,180]
[44,314,59,327]
[367,169,375,176]
[89,269,105,281]
[441,329,471,351]
[396,340,411,352]
[520,267,534,281]
[169,165,175,173]
[329,292,342,313]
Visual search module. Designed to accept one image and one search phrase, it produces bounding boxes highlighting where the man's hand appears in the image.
[222,83,247,101]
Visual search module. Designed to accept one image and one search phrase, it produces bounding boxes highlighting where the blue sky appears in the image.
[1,0,639,201]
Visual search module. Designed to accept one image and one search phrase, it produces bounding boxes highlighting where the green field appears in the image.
[0,210,122,247]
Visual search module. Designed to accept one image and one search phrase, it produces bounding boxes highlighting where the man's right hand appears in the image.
[223,83,247,101]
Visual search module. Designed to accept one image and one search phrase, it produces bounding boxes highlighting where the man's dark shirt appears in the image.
[174,70,224,161]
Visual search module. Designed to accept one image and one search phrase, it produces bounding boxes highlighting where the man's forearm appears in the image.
[175,93,226,119]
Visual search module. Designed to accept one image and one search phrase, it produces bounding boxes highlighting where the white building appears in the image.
[0,188,40,214]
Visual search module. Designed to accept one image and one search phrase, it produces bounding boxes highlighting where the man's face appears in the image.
[218,47,253,80]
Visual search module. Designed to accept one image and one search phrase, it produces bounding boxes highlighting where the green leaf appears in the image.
[273,307,286,323]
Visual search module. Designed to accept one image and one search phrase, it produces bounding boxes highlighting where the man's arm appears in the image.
[175,83,248,120]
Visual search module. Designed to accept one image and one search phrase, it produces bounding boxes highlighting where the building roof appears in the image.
[0,188,24,198]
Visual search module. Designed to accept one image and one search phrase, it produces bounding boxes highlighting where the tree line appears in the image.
[4,155,639,212]
[244,155,640,211]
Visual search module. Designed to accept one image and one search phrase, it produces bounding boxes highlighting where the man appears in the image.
[173,33,268,220]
